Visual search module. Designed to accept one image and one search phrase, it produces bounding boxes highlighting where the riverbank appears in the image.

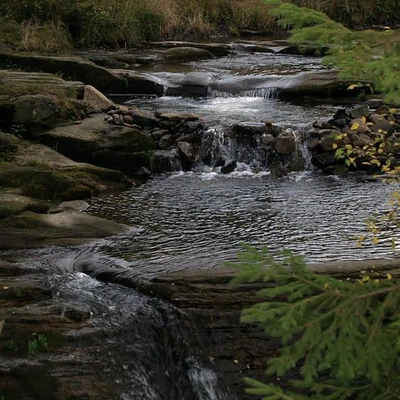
[1,0,399,53]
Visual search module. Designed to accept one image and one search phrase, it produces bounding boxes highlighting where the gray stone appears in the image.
[158,134,174,149]
[112,114,123,125]
[273,133,296,155]
[151,129,170,141]
[221,160,237,174]
[13,95,57,125]
[83,85,114,111]
[130,109,159,127]
[177,141,197,163]
[350,105,369,119]
[365,98,385,109]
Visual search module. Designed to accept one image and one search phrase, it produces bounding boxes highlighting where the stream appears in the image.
[3,39,399,399]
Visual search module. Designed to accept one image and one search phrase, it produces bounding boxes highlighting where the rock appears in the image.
[319,135,336,151]
[311,152,337,169]
[0,52,164,95]
[177,142,197,163]
[184,120,204,133]
[130,109,159,127]
[221,160,237,174]
[50,200,90,214]
[369,113,386,125]
[0,192,49,219]
[151,129,170,141]
[38,115,157,174]
[134,166,152,178]
[164,72,211,97]
[13,95,57,125]
[157,112,200,122]
[112,113,123,125]
[273,132,296,155]
[365,98,385,109]
[332,165,349,176]
[349,118,371,133]
[149,41,234,56]
[0,131,20,157]
[0,210,128,249]
[376,104,390,114]
[83,85,114,111]
[350,105,369,119]
[158,134,174,149]
[152,149,180,172]
[163,47,214,62]
[277,71,372,102]
[123,114,134,125]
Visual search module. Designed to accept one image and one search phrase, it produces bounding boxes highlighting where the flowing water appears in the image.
[3,40,399,399]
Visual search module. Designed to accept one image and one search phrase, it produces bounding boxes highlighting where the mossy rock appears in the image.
[0,164,126,201]
[0,211,49,229]
[0,131,20,158]
[0,199,48,219]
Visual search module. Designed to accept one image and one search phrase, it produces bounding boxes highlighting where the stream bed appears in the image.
[2,39,399,400]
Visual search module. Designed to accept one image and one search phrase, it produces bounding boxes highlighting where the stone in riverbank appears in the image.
[307,102,400,174]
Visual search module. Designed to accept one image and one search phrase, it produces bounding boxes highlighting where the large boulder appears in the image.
[38,115,157,175]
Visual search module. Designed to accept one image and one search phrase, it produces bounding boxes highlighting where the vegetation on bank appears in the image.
[1,0,399,52]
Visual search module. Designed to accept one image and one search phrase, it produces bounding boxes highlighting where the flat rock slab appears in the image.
[0,70,84,98]
[0,210,128,249]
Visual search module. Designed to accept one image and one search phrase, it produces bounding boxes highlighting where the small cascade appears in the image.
[51,261,236,400]
[209,87,279,99]
[292,128,314,170]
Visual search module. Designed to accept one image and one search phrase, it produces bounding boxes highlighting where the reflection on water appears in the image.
[86,171,397,277]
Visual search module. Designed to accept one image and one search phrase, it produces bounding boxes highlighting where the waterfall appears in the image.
[209,88,279,99]
[52,259,237,400]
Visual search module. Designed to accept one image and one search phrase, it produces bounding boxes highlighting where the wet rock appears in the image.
[365,98,385,109]
[221,160,237,174]
[377,104,390,114]
[177,141,197,163]
[149,41,233,56]
[349,118,371,134]
[319,135,336,152]
[158,134,174,149]
[134,166,152,178]
[277,71,372,103]
[152,149,180,172]
[112,113,123,125]
[311,152,337,169]
[157,112,200,122]
[273,132,296,155]
[122,114,134,125]
[151,129,170,141]
[130,109,159,127]
[350,105,369,119]
[163,47,214,62]
[0,210,128,249]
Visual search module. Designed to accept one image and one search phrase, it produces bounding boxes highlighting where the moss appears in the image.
[0,163,130,202]
[0,212,48,229]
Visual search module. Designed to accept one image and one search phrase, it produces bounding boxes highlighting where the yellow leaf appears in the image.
[372,236,379,244]
[362,275,370,282]
[361,116,366,123]
[324,283,330,290]
[348,83,358,90]
[332,143,338,149]
[351,122,360,130]
[387,273,393,280]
